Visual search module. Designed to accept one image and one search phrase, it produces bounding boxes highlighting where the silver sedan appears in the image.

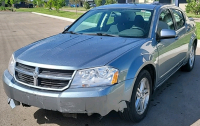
[3,3,197,122]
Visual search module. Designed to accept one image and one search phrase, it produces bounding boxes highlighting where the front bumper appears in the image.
[3,70,126,116]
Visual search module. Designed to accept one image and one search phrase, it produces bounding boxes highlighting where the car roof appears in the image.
[92,3,176,10]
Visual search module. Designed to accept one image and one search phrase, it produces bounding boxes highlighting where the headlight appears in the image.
[8,55,16,76]
[71,66,119,88]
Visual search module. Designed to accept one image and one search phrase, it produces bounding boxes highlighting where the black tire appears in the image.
[119,70,152,122]
[181,43,196,72]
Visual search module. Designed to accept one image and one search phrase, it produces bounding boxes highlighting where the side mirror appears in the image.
[189,17,194,21]
[64,25,69,31]
[159,29,176,39]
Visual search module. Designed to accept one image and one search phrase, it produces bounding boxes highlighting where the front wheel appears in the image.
[181,43,196,72]
[119,70,152,122]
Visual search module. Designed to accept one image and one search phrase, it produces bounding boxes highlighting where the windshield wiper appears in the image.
[96,33,118,37]
[63,31,79,35]
[83,33,118,37]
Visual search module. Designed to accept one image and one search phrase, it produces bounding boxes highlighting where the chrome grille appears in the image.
[15,62,75,91]
[15,72,34,85]
[16,63,35,73]
[39,78,70,89]
[40,68,74,77]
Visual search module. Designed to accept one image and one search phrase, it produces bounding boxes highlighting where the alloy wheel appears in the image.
[135,77,150,115]
[189,46,195,68]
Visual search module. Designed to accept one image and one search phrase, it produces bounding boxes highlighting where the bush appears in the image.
[44,0,54,10]
[0,6,6,11]
[84,2,90,10]
[186,0,200,15]
[95,0,102,6]
[105,0,116,5]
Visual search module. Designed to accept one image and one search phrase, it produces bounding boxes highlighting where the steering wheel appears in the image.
[131,26,145,33]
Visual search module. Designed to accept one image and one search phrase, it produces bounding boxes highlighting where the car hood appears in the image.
[15,33,143,69]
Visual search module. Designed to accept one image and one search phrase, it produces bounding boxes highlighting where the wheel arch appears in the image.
[123,62,157,102]
[141,64,156,94]
[119,64,156,122]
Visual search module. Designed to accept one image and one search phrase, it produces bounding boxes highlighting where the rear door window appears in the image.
[171,9,185,30]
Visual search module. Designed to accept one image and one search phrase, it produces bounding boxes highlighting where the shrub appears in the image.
[84,2,90,10]
[186,0,200,15]
[45,0,54,10]
[37,0,44,7]
[95,0,102,6]
[105,0,116,5]
[0,6,6,11]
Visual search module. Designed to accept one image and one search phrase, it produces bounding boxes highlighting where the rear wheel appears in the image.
[119,70,152,122]
[181,43,196,72]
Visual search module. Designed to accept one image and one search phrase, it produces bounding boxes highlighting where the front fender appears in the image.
[108,41,158,101]
[123,58,156,101]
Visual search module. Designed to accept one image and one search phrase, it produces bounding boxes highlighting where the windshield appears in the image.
[67,9,153,38]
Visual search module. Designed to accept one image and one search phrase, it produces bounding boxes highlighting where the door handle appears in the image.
[175,35,179,40]
[187,28,191,32]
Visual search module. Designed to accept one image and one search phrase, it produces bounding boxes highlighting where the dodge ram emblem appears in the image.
[33,71,38,79]
[33,67,39,86]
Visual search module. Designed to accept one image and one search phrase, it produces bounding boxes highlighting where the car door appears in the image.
[156,8,181,84]
[170,8,189,63]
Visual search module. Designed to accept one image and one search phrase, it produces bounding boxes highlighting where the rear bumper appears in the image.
[3,70,126,116]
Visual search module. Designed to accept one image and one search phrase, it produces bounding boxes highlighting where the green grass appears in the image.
[186,13,200,18]
[16,8,83,19]
[62,7,87,11]
[0,6,15,11]
[196,22,200,39]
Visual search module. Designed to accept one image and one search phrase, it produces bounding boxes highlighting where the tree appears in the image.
[4,0,19,11]
[95,0,102,6]
[5,0,11,6]
[10,0,20,5]
[105,0,116,5]
[69,0,74,5]
[5,0,19,6]
[32,0,37,6]
[44,0,65,12]
[53,0,61,12]
[53,0,65,12]
[45,0,53,10]
[83,1,90,10]
[0,0,5,6]
[69,0,80,14]
[75,0,80,14]
[60,0,65,6]
[36,0,44,7]
[20,0,28,2]
[186,0,200,15]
